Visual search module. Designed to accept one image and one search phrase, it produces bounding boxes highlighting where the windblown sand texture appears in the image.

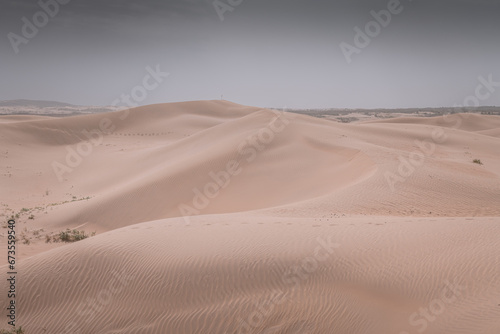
[1,101,499,333]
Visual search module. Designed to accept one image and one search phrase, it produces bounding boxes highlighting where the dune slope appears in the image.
[1,101,499,333]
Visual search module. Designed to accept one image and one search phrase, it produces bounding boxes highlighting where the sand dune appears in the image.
[1,101,499,333]
[4,215,500,334]
[364,113,500,133]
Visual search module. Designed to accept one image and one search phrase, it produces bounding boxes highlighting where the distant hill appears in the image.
[0,99,76,108]
[0,99,121,116]
[285,106,500,123]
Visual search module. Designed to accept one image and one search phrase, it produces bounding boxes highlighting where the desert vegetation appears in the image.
[0,327,24,334]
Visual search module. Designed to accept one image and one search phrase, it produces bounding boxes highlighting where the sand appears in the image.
[0,100,499,333]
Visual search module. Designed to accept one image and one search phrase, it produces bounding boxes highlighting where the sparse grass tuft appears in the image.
[473,159,483,165]
[0,326,25,333]
[45,229,95,243]
[59,229,90,242]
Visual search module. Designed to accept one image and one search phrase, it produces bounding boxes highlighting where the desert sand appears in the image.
[0,100,499,333]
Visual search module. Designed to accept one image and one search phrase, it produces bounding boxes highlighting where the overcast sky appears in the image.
[0,0,499,108]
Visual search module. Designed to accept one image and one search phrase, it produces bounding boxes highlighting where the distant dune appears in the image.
[0,99,119,117]
[0,99,76,108]
[1,101,499,333]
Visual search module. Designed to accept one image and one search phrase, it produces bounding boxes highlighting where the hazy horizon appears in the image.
[1,0,499,109]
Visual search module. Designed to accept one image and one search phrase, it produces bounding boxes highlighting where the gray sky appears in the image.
[1,0,499,108]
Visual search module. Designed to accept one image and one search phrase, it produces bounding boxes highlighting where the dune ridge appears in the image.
[1,101,499,333]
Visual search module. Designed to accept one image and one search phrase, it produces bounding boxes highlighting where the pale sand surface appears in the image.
[0,100,499,333]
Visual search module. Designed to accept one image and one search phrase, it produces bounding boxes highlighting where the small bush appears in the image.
[45,229,95,243]
[59,229,89,242]
[473,159,483,165]
[0,327,24,334]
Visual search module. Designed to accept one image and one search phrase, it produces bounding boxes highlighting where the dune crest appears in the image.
[1,101,499,333]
